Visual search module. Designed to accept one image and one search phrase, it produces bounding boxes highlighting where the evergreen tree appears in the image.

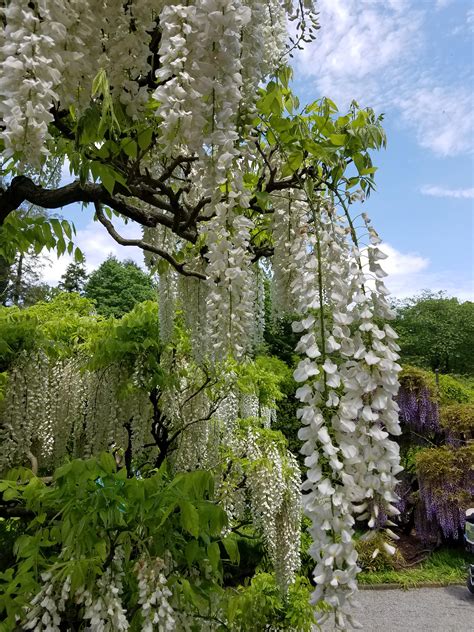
[58,261,88,295]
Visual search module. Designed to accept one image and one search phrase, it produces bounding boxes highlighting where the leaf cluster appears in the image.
[236,355,292,409]
[439,403,474,437]
[0,455,233,630]
[226,572,317,632]
[0,293,97,370]
[415,445,474,490]
[84,299,163,391]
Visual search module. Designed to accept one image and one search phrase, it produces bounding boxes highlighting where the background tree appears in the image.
[393,291,474,375]
[58,260,88,295]
[0,248,52,307]
[84,256,155,318]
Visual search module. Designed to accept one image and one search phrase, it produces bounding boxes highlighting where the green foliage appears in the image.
[399,365,436,395]
[438,374,473,405]
[0,518,26,574]
[226,572,317,631]
[0,208,82,265]
[255,82,385,203]
[439,403,474,437]
[0,456,319,631]
[399,365,473,406]
[236,355,292,409]
[0,456,231,630]
[84,300,163,392]
[393,292,474,375]
[85,256,155,318]
[0,293,97,370]
[415,445,474,520]
[264,315,300,366]
[0,372,7,402]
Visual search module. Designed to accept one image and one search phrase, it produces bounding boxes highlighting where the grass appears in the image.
[358,547,470,588]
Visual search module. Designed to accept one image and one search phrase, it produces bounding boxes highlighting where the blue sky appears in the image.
[44,0,474,300]
[292,0,474,299]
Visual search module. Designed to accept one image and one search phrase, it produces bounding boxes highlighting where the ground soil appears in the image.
[394,533,435,568]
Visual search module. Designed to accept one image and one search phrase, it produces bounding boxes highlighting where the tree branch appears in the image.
[0,505,36,519]
[0,176,158,227]
[94,202,206,280]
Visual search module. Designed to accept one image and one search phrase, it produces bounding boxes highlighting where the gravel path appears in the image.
[318,586,473,632]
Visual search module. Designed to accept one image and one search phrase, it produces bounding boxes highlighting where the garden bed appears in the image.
[359,545,469,588]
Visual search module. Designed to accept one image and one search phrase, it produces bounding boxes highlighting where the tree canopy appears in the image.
[85,256,155,318]
[394,292,474,375]
[58,261,88,295]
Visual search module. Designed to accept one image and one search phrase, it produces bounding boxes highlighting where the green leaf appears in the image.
[50,219,63,241]
[92,69,108,97]
[180,500,199,538]
[100,170,115,196]
[345,176,360,189]
[61,220,72,240]
[99,452,116,474]
[329,133,347,146]
[74,247,84,263]
[287,151,304,172]
[121,138,138,160]
[185,539,200,567]
[137,128,153,151]
[353,153,365,174]
[95,540,107,562]
[2,487,19,501]
[207,541,220,572]
[223,537,240,564]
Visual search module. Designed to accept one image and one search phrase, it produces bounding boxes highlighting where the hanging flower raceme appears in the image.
[288,198,402,628]
[202,200,257,360]
[0,1,311,163]
[220,424,302,590]
[415,444,474,543]
[135,557,175,632]
[397,368,440,435]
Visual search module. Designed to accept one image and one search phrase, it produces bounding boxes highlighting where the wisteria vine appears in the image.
[0,1,404,626]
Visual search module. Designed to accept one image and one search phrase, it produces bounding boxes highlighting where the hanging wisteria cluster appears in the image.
[23,552,177,632]
[397,373,440,434]
[415,445,474,543]
[290,202,403,628]
[218,424,302,589]
[0,351,152,473]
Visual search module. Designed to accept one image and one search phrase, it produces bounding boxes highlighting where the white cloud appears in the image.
[436,0,455,8]
[380,243,429,278]
[294,1,474,156]
[420,185,474,199]
[295,0,423,110]
[396,85,474,156]
[467,8,474,31]
[378,243,473,300]
[41,219,145,285]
